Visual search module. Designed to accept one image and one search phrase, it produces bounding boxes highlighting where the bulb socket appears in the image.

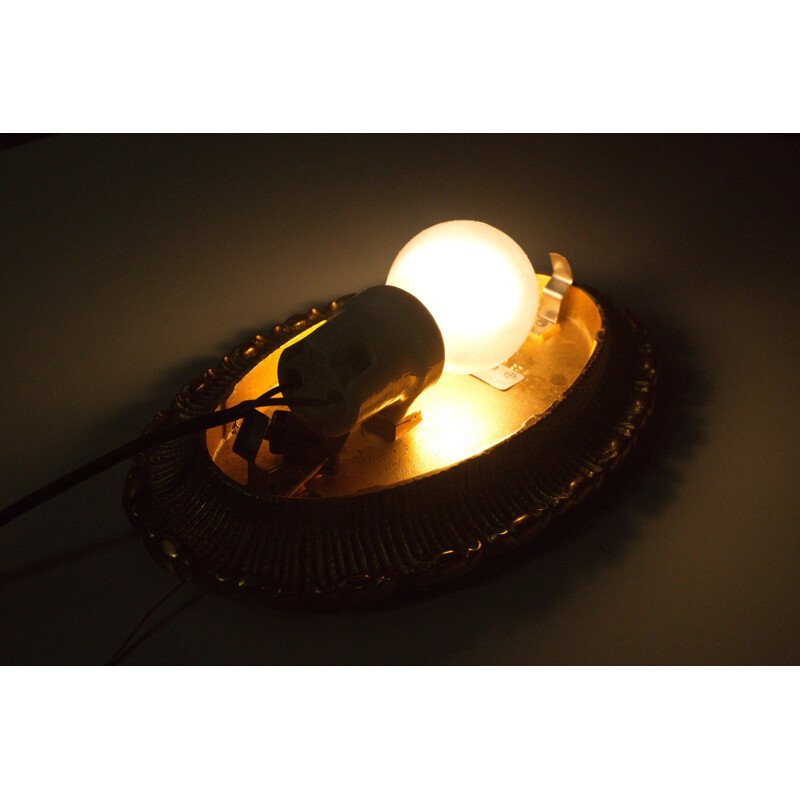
[278,285,445,437]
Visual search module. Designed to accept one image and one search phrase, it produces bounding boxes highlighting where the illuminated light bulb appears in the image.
[386,220,539,374]
[279,220,539,437]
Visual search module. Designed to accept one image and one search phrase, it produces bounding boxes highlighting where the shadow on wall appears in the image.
[0,134,56,151]
[361,302,711,610]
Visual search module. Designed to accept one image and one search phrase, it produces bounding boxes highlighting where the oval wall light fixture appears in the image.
[124,222,657,607]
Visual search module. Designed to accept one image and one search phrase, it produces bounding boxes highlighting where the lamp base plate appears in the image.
[124,284,656,608]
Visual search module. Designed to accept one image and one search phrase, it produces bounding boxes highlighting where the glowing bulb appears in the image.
[386,220,539,374]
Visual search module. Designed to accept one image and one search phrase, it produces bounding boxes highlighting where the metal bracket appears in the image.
[531,252,574,336]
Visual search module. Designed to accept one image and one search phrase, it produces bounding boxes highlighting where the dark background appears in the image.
[1,134,798,664]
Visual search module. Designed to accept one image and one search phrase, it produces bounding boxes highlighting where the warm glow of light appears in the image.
[386,220,539,374]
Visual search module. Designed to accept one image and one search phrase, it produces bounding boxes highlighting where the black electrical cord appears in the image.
[0,385,315,528]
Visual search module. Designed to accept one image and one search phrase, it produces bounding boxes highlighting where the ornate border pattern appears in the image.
[124,288,656,607]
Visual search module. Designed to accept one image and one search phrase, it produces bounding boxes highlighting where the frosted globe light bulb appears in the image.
[386,220,539,374]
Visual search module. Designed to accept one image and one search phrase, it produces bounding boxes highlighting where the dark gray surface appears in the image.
[1,134,798,664]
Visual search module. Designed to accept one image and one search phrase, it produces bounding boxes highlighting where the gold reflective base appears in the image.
[124,284,656,607]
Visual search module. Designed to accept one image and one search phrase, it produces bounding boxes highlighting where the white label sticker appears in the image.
[471,364,525,390]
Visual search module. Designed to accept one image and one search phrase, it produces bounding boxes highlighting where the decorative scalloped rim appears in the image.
[124,288,657,608]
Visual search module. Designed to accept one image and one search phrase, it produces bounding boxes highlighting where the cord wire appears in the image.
[0,385,313,528]
[106,581,213,665]
[107,581,188,665]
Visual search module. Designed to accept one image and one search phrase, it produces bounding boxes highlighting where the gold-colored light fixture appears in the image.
[123,221,656,607]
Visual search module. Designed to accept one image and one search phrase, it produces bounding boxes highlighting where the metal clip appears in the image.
[531,252,573,336]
